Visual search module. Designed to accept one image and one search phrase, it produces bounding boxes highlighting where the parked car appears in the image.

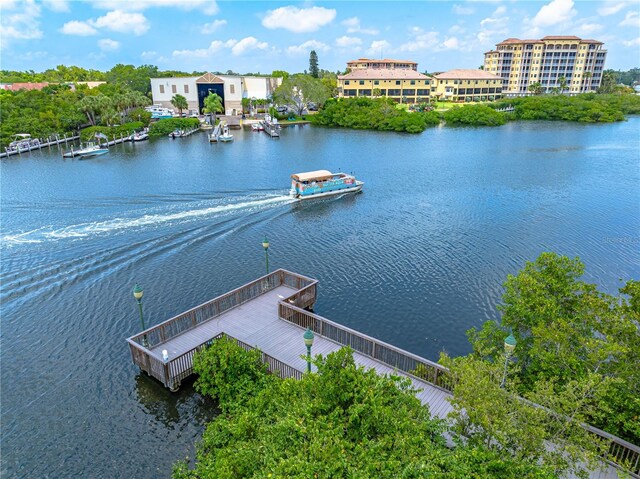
[307,102,317,111]
[276,106,288,113]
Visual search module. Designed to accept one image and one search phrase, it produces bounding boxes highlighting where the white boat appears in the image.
[168,129,184,139]
[251,123,264,131]
[146,105,174,119]
[63,141,108,158]
[218,126,233,142]
[290,170,364,200]
[8,134,39,151]
[131,131,149,141]
[262,114,280,138]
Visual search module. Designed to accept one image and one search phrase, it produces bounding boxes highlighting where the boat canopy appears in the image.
[291,170,334,182]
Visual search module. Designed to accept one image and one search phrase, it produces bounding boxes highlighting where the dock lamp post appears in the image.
[303,329,314,373]
[133,284,149,348]
[262,236,270,274]
[500,333,517,388]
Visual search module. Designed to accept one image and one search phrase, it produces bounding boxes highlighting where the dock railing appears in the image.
[126,269,315,388]
[277,300,453,392]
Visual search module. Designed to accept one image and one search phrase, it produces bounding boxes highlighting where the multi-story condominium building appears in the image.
[338,68,432,104]
[150,73,281,115]
[432,69,503,102]
[346,58,418,71]
[483,36,607,96]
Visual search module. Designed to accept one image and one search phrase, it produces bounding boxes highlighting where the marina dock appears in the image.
[127,269,638,479]
[1,133,81,158]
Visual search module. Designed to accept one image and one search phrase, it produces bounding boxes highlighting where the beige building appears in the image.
[483,36,606,96]
[338,68,432,104]
[431,70,503,102]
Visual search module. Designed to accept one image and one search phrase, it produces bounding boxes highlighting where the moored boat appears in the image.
[131,131,149,141]
[63,141,108,158]
[218,125,233,142]
[290,170,364,200]
[251,123,264,131]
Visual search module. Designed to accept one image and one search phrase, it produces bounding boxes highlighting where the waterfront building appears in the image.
[346,58,418,71]
[150,74,281,115]
[338,60,432,104]
[431,69,503,102]
[483,36,607,96]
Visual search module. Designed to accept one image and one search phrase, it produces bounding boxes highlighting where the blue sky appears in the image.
[1,0,639,74]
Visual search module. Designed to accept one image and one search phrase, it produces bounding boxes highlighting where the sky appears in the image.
[1,0,639,75]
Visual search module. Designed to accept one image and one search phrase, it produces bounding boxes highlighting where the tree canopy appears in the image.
[309,50,319,78]
[272,74,332,115]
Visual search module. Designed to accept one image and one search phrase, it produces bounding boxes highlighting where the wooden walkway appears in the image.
[127,269,638,478]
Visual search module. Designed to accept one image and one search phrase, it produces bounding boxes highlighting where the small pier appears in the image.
[262,120,280,138]
[127,269,639,479]
[1,133,80,158]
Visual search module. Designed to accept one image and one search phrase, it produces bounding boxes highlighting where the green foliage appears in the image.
[312,97,440,133]
[441,352,606,479]
[273,74,332,115]
[0,65,106,83]
[105,64,159,95]
[0,88,86,148]
[148,118,200,137]
[468,252,640,445]
[80,122,143,142]
[492,94,636,122]
[176,346,549,479]
[309,50,319,78]
[271,70,289,80]
[203,92,223,124]
[193,337,271,408]
[128,108,152,126]
[171,94,188,115]
[443,105,507,126]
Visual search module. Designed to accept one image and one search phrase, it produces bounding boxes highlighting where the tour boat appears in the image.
[289,170,364,200]
[63,141,108,158]
[8,134,39,151]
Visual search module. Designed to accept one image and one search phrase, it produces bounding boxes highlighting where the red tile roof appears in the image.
[541,35,582,40]
[339,69,429,80]
[5,82,50,91]
[433,69,502,80]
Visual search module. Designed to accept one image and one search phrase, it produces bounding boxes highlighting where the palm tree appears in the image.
[203,92,223,125]
[171,94,188,117]
[528,82,543,96]
[558,76,568,95]
[583,71,593,92]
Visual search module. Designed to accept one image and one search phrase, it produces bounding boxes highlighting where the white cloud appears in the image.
[399,27,439,52]
[453,4,474,15]
[449,24,466,35]
[366,40,391,56]
[231,36,268,55]
[622,37,640,46]
[93,0,218,15]
[341,16,379,35]
[0,0,43,46]
[620,10,640,27]
[172,38,266,59]
[262,6,336,33]
[477,5,509,44]
[201,19,226,34]
[286,40,329,55]
[92,10,149,35]
[531,0,576,27]
[335,36,362,48]
[141,50,157,59]
[597,1,626,16]
[42,0,69,12]
[575,21,603,35]
[60,20,98,36]
[98,38,120,51]
[442,37,460,50]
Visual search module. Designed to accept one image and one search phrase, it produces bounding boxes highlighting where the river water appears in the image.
[1,119,638,478]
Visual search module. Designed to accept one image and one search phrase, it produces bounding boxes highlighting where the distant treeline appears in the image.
[312,93,640,132]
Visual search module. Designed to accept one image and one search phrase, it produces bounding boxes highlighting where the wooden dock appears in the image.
[127,269,639,479]
[1,133,81,158]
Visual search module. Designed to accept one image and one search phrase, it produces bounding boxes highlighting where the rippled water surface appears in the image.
[2,119,639,478]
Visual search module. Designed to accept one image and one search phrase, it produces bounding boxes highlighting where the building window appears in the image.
[184,85,189,94]
[159,85,165,94]
[402,89,415,95]
[345,81,350,85]
[396,80,401,85]
[374,80,379,85]
[410,80,415,85]
[230,84,235,94]
[172,85,177,93]
[359,89,371,96]
[359,80,365,85]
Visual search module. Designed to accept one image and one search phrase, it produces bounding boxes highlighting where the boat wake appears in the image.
[2,194,295,245]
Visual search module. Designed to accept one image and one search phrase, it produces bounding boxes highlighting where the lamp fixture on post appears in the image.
[500,332,517,388]
[262,236,270,274]
[133,283,149,348]
[303,328,314,373]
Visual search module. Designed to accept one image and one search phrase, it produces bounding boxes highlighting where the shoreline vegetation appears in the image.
[311,94,640,133]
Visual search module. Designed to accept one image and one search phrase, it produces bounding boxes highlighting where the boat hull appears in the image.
[79,149,109,159]
[294,182,363,200]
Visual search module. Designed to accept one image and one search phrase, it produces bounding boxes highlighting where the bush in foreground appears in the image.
[174,342,556,479]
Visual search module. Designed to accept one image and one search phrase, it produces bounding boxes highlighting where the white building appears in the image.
[150,73,281,115]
